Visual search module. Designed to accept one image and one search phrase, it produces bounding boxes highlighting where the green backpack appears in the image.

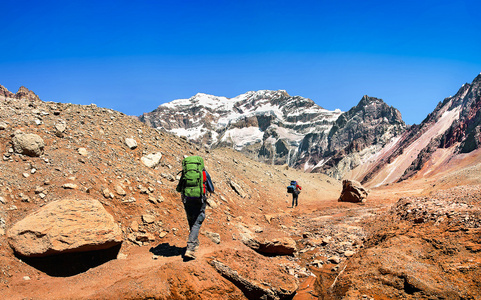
[176,156,205,198]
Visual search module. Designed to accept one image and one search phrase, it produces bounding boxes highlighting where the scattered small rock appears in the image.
[230,180,247,198]
[125,138,138,149]
[205,231,221,244]
[328,256,341,264]
[115,185,127,196]
[78,148,88,156]
[62,183,78,189]
[142,214,156,224]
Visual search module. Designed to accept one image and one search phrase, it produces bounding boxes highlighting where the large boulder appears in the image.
[11,131,45,157]
[7,199,122,257]
[338,179,368,203]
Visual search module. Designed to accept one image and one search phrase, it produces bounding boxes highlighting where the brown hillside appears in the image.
[1,86,481,299]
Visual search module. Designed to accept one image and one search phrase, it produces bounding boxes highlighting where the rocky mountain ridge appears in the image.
[347,73,481,187]
[140,90,406,180]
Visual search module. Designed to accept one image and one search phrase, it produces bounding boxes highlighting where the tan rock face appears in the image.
[7,199,122,257]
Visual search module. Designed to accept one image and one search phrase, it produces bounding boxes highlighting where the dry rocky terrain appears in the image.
[1,86,481,299]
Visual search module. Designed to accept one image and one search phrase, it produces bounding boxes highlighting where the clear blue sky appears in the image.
[1,0,480,125]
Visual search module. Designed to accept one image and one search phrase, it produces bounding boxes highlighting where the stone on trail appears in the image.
[257,237,297,256]
[338,179,369,203]
[7,199,122,257]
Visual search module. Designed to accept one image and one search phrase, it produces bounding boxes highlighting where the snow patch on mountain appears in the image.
[221,127,264,150]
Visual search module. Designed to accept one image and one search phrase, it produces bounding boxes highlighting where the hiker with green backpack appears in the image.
[176,156,214,260]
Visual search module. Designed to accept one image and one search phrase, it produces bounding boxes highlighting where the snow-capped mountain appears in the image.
[140,90,342,165]
[139,90,407,179]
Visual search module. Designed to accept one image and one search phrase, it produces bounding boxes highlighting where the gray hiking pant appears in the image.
[182,196,207,251]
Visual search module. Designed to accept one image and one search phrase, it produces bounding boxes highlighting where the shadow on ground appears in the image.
[18,244,122,277]
[150,243,185,257]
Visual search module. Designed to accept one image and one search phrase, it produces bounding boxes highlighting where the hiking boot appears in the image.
[184,250,196,260]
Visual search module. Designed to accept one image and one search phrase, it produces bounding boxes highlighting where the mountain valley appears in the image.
[1,74,481,299]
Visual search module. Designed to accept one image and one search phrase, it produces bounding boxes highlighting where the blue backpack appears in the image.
[287,181,297,193]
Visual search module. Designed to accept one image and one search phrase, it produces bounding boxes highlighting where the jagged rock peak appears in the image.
[14,86,40,102]
[358,95,389,107]
[0,85,40,101]
[0,84,9,93]
[0,84,14,98]
[339,95,404,125]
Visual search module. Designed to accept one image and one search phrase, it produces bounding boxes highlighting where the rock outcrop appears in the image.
[7,199,122,257]
[299,96,406,179]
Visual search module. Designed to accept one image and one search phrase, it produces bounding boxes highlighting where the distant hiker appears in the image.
[176,156,214,260]
[287,180,302,208]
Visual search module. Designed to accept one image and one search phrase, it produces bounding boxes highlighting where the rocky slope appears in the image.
[345,73,481,187]
[140,91,406,180]
[331,185,481,300]
[0,84,342,299]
